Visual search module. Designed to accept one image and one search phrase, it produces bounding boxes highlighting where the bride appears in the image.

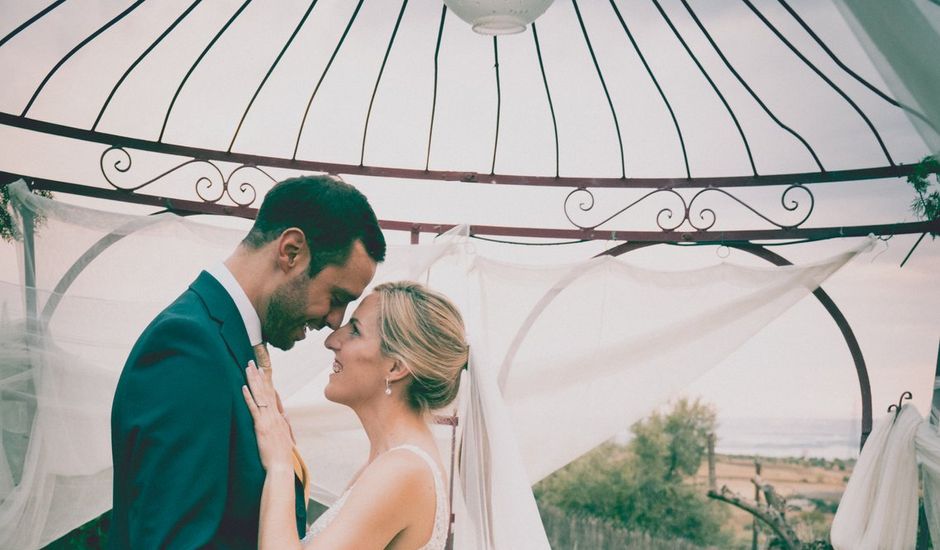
[242,281,469,549]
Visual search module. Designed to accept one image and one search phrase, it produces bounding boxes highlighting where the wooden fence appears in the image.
[539,505,714,550]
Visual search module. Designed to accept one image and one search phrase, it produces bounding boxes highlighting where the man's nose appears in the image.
[325,307,345,331]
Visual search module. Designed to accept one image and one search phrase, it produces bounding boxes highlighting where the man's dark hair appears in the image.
[243,175,386,276]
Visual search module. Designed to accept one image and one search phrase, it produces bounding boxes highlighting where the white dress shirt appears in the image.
[205,263,263,346]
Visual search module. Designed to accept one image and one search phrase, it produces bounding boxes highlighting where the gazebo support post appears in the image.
[932,340,940,429]
[919,341,940,549]
[21,204,38,343]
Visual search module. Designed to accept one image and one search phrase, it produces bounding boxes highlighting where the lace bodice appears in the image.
[302,445,448,550]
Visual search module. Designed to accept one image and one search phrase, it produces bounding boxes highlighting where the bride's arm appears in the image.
[242,363,303,550]
[243,364,434,549]
[259,466,304,549]
[305,450,433,550]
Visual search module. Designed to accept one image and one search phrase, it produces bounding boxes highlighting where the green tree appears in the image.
[0,182,53,243]
[632,397,717,483]
[907,155,940,237]
[535,398,732,547]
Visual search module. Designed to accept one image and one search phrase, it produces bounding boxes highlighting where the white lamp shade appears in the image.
[443,0,556,35]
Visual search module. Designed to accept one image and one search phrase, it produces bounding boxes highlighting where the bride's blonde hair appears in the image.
[373,281,468,413]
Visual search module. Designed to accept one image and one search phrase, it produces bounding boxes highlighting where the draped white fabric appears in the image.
[796,6,940,542]
[928,375,940,546]
[831,405,940,549]
[919,418,940,550]
[834,0,940,155]
[0,181,870,549]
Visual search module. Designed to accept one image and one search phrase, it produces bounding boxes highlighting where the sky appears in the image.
[1,0,938,456]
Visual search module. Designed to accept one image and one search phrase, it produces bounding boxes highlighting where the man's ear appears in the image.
[388,359,411,383]
[276,228,308,273]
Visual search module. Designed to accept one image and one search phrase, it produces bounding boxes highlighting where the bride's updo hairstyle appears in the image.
[373,281,468,413]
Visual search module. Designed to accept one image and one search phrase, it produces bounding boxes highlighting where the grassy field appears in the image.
[693,454,853,545]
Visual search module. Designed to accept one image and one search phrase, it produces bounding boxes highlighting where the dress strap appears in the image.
[388,444,442,480]
[388,444,449,550]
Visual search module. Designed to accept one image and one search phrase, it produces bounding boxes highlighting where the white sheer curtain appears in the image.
[0,181,869,548]
[835,0,940,155]
[831,405,940,549]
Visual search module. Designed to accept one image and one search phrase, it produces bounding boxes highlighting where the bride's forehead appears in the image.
[352,293,381,317]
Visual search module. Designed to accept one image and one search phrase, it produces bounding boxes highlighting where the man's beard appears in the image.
[264,273,312,350]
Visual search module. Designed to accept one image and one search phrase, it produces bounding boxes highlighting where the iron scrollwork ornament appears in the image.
[564,184,814,232]
[887,391,913,421]
[100,146,275,207]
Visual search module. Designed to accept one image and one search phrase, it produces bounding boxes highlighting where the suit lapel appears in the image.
[190,271,254,374]
[191,272,308,531]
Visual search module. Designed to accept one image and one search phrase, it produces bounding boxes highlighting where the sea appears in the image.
[714,417,862,460]
[614,417,863,460]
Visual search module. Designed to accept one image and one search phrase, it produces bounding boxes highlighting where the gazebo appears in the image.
[1,1,938,548]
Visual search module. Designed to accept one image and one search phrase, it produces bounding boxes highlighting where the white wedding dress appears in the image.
[302,445,449,550]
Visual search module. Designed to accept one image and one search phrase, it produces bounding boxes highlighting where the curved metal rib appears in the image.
[652,0,757,175]
[228,0,320,152]
[680,0,824,172]
[40,206,202,324]
[4,111,925,188]
[741,0,895,166]
[608,0,689,179]
[41,220,153,323]
[292,0,365,160]
[158,0,253,142]
[532,23,560,178]
[572,0,626,178]
[732,243,873,448]
[495,258,601,390]
[425,5,448,171]
[491,36,501,175]
[22,0,146,117]
[776,0,938,135]
[0,0,68,50]
[361,0,409,166]
[94,0,203,131]
[595,241,873,449]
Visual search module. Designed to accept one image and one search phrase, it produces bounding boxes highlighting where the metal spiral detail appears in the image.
[564,184,815,232]
[100,146,274,206]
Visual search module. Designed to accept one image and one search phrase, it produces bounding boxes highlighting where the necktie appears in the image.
[252,343,311,508]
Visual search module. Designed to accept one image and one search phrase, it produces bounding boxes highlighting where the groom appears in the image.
[110,175,386,548]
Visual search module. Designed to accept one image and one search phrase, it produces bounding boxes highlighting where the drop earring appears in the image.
[385,378,392,396]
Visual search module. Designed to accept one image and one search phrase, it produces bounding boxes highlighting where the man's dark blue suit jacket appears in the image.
[110,271,307,549]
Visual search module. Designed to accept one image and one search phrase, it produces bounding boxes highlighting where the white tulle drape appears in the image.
[834,0,940,155]
[831,405,940,549]
[0,181,870,549]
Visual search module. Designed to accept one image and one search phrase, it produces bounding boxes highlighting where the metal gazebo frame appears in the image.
[3,0,940,454]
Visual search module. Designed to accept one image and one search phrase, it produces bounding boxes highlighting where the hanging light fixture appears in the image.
[443,0,556,35]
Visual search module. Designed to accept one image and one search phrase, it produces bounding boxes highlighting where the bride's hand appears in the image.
[242,362,295,473]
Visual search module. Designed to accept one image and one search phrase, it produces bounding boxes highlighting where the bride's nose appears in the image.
[324,329,340,351]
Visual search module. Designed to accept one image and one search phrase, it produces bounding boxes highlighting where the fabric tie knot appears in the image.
[252,343,272,372]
